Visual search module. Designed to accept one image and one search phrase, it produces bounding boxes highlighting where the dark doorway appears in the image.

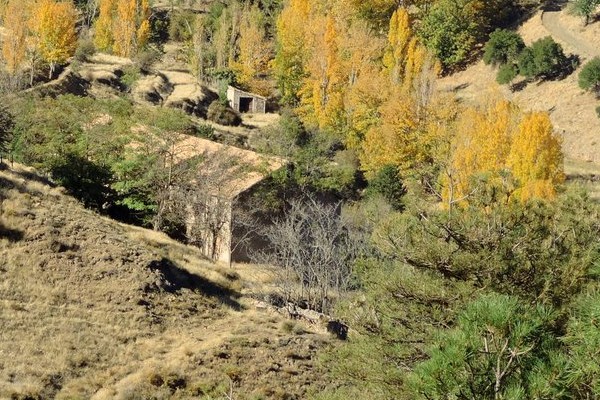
[239,97,253,113]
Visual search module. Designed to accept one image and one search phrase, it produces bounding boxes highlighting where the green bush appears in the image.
[120,65,141,90]
[483,29,525,66]
[74,38,96,62]
[518,36,569,79]
[570,0,600,25]
[195,123,216,139]
[207,101,242,126]
[0,104,14,162]
[496,63,518,85]
[169,10,196,42]
[367,164,407,210]
[579,57,600,94]
[418,3,476,70]
[407,294,561,399]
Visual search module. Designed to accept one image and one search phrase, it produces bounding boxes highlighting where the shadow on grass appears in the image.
[148,257,244,311]
[0,176,31,195]
[542,0,568,13]
[0,223,23,242]
[12,169,56,188]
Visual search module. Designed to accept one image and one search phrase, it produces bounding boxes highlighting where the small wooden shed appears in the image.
[226,86,266,113]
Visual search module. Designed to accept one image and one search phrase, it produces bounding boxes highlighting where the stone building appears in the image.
[226,86,267,113]
[171,135,285,264]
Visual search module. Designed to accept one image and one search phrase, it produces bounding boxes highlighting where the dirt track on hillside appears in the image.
[542,5,599,58]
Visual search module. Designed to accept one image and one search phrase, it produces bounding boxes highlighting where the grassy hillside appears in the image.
[0,163,332,400]
[439,5,600,167]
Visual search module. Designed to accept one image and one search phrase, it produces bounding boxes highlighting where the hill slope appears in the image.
[438,4,600,167]
[0,164,331,400]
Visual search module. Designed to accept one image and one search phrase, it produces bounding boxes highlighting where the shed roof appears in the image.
[227,85,267,100]
[171,135,286,199]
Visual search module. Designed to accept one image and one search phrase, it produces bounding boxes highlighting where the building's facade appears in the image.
[226,86,267,113]
[171,135,285,264]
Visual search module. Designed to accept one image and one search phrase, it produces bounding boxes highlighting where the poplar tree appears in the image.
[29,0,77,78]
[273,0,310,105]
[383,7,412,84]
[507,112,564,201]
[231,4,272,95]
[1,0,29,74]
[94,0,149,57]
[94,0,116,52]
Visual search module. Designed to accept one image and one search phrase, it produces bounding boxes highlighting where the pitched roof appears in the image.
[227,85,267,100]
[171,135,286,199]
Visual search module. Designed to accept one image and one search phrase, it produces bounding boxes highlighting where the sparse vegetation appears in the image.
[1,0,599,399]
[0,164,333,400]
[74,37,96,62]
[570,0,600,25]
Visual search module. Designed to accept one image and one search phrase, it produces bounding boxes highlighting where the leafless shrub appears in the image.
[255,195,357,313]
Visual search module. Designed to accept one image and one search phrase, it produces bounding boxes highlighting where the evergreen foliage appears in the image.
[367,164,407,210]
[496,63,518,84]
[206,101,242,126]
[578,57,600,94]
[408,294,562,399]
[518,37,569,79]
[483,29,525,66]
[0,104,14,163]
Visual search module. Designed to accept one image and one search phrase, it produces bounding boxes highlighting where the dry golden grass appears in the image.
[0,164,333,400]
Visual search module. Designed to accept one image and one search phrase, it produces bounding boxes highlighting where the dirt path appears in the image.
[541,4,600,58]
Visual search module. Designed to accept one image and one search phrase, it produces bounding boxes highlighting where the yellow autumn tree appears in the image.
[442,99,520,204]
[342,21,387,148]
[94,0,149,57]
[2,0,30,73]
[113,0,149,57]
[94,0,116,52]
[506,112,564,201]
[231,4,273,96]
[273,0,311,105]
[441,104,564,205]
[360,88,419,176]
[298,15,346,132]
[29,0,77,78]
[359,8,444,178]
[383,7,411,84]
